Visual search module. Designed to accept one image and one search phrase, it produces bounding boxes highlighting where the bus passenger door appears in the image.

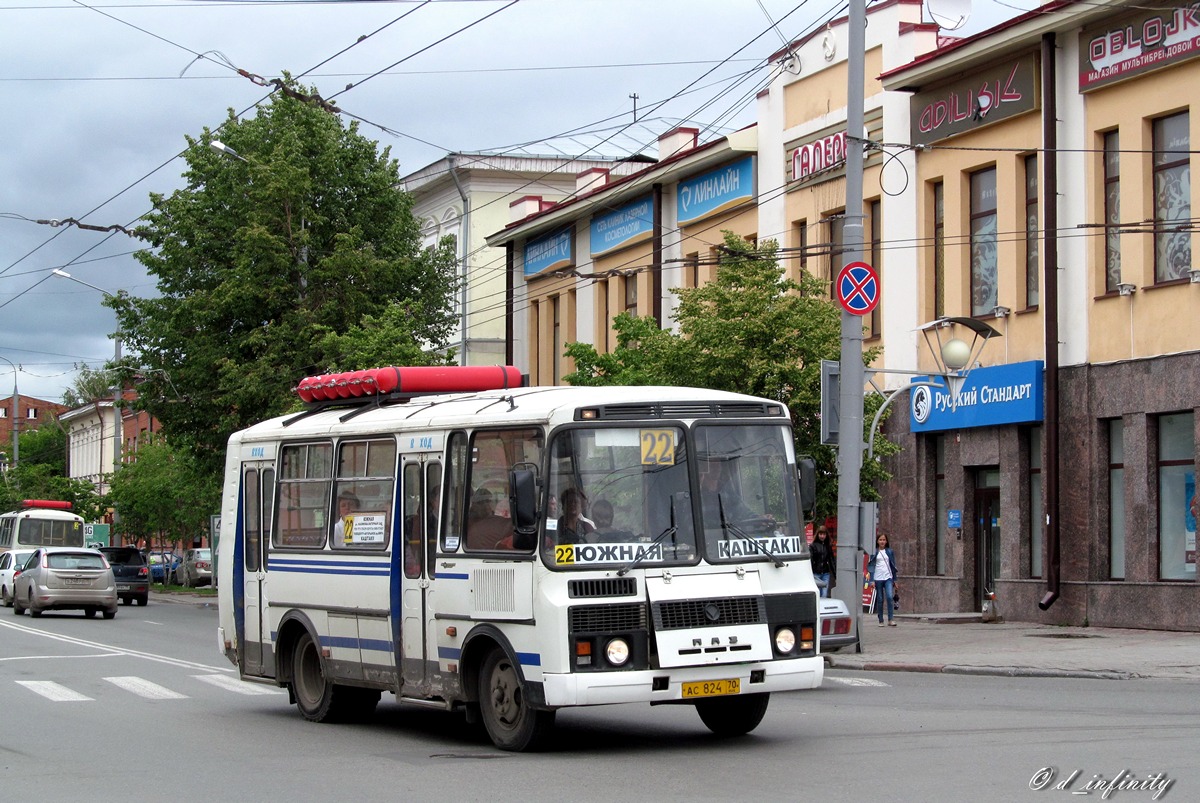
[240,463,274,677]
[399,458,439,694]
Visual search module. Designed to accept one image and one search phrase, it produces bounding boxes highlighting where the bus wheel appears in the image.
[292,631,336,721]
[695,692,770,737]
[291,631,378,722]
[478,648,554,752]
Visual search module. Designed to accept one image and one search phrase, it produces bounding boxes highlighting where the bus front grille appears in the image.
[569,603,648,633]
[652,596,766,630]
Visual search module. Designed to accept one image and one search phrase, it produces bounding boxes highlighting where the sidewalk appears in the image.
[825,613,1200,680]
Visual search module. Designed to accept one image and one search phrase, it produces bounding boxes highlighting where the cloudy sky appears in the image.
[0,0,1021,403]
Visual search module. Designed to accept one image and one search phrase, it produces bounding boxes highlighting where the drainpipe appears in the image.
[653,183,664,328]
[448,156,470,364]
[505,242,515,365]
[1038,32,1061,611]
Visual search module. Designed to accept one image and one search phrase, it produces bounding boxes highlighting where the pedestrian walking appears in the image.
[868,532,898,626]
[810,525,834,597]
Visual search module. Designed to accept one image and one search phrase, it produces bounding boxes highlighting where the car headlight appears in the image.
[605,638,630,666]
[775,627,796,654]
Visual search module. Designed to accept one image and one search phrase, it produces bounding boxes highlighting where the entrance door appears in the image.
[974,486,1001,609]
[399,458,441,695]
[240,463,274,676]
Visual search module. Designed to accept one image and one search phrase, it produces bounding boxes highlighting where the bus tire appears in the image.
[291,630,378,723]
[695,692,770,737]
[478,647,554,752]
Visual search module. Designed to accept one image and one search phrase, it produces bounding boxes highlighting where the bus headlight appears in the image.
[605,638,630,666]
[774,627,796,654]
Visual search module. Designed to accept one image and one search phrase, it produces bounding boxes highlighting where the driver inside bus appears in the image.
[699,459,769,528]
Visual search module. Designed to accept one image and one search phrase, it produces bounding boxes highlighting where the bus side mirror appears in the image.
[510,467,538,547]
[797,456,816,515]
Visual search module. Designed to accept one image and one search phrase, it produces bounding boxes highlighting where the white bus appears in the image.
[0,500,86,554]
[217,366,823,751]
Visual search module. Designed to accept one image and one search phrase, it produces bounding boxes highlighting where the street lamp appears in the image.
[0,355,18,468]
[51,269,123,488]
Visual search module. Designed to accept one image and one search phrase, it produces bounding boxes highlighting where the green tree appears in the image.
[110,84,460,476]
[564,232,895,519]
[108,435,219,553]
[61,365,118,407]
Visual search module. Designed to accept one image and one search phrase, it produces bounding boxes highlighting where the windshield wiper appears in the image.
[719,500,786,568]
[618,495,677,576]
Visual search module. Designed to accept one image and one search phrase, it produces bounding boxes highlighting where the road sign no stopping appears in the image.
[835,261,879,316]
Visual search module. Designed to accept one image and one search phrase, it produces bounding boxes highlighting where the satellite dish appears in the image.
[926,0,971,31]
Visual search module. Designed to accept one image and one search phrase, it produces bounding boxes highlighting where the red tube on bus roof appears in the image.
[21,499,73,510]
[294,366,523,402]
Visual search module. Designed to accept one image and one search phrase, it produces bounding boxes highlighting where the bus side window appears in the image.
[402,462,422,578]
[443,432,469,553]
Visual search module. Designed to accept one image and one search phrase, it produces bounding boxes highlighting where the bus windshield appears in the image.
[543,422,808,569]
[544,425,696,568]
[17,517,84,548]
[694,423,807,563]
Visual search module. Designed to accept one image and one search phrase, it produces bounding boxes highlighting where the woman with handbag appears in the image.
[868,532,899,627]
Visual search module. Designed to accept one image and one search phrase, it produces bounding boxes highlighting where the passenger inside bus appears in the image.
[466,487,513,550]
[332,492,359,542]
[555,487,595,545]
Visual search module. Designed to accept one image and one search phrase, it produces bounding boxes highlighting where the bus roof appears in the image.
[231,384,788,444]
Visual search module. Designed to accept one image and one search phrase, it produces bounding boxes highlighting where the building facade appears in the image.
[402,153,648,367]
[0,393,70,469]
[879,0,1200,630]
[62,389,159,502]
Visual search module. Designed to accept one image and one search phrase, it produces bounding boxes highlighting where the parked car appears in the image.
[99,546,150,606]
[147,551,179,583]
[819,596,857,653]
[1,550,35,607]
[12,547,118,619]
[174,548,212,587]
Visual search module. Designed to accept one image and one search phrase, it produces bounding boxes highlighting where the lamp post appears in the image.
[51,269,123,489]
[0,355,18,468]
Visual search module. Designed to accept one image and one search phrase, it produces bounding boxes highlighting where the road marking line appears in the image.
[825,676,890,687]
[0,619,233,672]
[193,674,285,695]
[16,681,93,702]
[104,676,189,700]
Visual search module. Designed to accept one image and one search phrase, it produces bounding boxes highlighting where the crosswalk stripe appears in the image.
[193,673,285,695]
[16,681,93,702]
[104,676,188,700]
[824,676,890,687]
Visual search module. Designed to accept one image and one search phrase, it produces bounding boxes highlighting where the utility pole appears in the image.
[835,0,867,645]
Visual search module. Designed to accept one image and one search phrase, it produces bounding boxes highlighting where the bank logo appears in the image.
[912,385,933,424]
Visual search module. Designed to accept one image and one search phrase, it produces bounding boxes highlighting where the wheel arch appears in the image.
[274,610,319,685]
[459,624,547,709]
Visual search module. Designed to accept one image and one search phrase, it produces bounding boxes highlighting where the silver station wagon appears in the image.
[12,547,118,619]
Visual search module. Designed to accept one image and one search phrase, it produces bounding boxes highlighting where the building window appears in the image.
[826,211,845,287]
[684,253,699,290]
[1029,426,1043,578]
[933,181,945,319]
[623,274,638,314]
[0,408,6,418]
[1109,418,1125,579]
[1152,111,1191,283]
[935,435,946,576]
[1023,154,1039,308]
[1103,131,1121,294]
[793,220,808,271]
[595,278,610,350]
[1157,412,1195,580]
[26,408,37,420]
[868,199,881,337]
[969,167,998,316]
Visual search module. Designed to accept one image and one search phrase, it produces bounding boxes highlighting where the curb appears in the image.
[826,657,1133,681]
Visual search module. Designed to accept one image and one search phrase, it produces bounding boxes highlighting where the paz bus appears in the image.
[216,366,823,751]
[0,500,85,554]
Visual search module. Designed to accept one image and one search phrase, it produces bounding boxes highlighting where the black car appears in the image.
[98,547,150,606]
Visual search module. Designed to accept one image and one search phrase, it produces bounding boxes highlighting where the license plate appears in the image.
[681,678,740,698]
[64,578,89,586]
[116,583,131,591]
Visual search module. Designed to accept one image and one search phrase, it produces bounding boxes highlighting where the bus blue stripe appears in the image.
[435,572,469,580]
[438,646,540,667]
[269,565,389,577]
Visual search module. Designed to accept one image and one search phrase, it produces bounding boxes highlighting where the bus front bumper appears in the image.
[539,655,823,707]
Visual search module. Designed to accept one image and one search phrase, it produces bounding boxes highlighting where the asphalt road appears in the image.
[1,599,1193,802]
